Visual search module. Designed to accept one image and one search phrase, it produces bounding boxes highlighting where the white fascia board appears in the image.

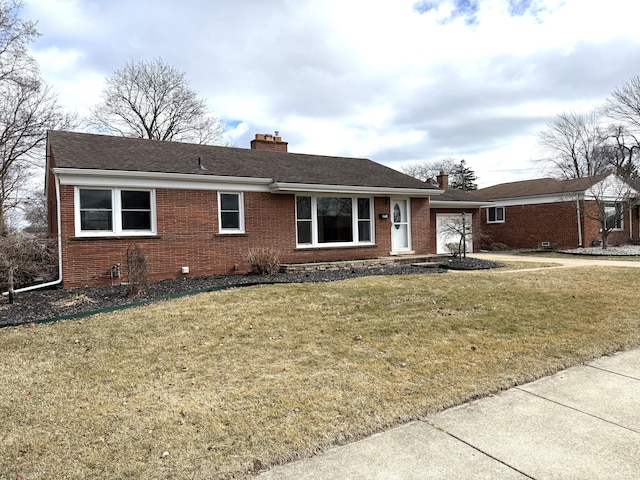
[53,168,273,192]
[430,201,492,208]
[488,192,584,207]
[269,182,441,197]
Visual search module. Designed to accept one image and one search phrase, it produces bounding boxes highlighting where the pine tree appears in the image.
[450,160,478,191]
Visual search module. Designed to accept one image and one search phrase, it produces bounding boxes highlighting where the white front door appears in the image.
[436,213,473,254]
[391,198,411,253]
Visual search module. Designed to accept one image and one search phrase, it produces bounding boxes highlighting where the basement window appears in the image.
[75,187,156,236]
[487,206,505,223]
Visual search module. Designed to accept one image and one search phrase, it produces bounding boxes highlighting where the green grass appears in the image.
[2,266,640,479]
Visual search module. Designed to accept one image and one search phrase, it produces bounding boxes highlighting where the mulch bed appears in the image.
[1,258,503,327]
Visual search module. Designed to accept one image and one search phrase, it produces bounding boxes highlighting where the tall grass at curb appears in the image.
[1,266,640,479]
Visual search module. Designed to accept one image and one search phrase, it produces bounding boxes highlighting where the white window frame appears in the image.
[218,191,245,234]
[487,206,505,224]
[295,195,375,248]
[603,202,624,231]
[74,187,157,237]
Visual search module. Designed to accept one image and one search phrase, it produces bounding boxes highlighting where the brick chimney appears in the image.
[250,132,288,152]
[436,170,449,190]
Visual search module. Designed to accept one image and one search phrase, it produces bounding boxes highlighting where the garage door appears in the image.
[436,213,473,254]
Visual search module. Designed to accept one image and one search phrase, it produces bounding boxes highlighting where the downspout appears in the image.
[576,198,583,247]
[630,208,633,241]
[2,170,63,297]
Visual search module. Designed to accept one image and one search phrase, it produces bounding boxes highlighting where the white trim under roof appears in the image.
[53,168,274,192]
[269,182,441,197]
[53,168,442,197]
[430,200,492,208]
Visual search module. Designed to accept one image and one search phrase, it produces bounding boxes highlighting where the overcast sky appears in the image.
[22,0,640,187]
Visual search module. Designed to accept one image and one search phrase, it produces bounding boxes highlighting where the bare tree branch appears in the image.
[88,58,227,145]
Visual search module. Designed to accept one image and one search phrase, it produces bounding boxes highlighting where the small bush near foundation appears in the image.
[247,247,282,275]
[445,241,462,258]
[126,243,149,296]
[486,242,509,251]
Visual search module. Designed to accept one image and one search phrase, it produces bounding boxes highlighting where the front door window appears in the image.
[391,198,410,252]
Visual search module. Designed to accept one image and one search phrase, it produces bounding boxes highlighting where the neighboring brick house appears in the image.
[474,174,639,250]
[46,130,442,287]
[428,171,489,254]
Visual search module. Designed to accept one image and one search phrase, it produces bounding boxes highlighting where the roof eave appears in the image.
[52,168,274,187]
[269,182,441,197]
[430,200,493,208]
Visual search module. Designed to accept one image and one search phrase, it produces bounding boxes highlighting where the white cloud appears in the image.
[21,0,640,187]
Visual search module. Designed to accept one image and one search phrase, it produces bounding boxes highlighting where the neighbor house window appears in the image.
[218,192,244,233]
[603,202,623,230]
[296,195,373,247]
[76,187,156,236]
[487,206,505,223]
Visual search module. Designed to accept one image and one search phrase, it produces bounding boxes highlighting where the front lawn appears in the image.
[1,265,639,479]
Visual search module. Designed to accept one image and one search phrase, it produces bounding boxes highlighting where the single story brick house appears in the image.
[474,174,639,250]
[46,130,444,287]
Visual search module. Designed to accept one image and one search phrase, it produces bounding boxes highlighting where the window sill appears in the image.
[215,233,248,237]
[70,234,161,241]
[295,243,377,251]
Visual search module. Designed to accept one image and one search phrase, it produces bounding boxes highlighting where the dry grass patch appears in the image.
[2,266,640,479]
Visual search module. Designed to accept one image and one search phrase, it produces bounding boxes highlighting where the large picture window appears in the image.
[218,192,245,233]
[296,195,374,247]
[76,187,156,236]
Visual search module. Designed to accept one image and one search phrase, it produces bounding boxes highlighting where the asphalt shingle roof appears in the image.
[48,130,436,191]
[474,175,608,200]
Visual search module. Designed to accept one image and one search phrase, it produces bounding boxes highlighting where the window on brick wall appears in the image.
[218,192,245,233]
[75,187,156,237]
[603,202,623,230]
[295,195,374,247]
[487,206,505,223]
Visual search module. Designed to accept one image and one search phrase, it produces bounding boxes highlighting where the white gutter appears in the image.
[2,172,63,297]
[576,198,583,247]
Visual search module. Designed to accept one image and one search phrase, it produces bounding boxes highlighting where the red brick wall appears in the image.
[481,200,634,250]
[58,188,433,287]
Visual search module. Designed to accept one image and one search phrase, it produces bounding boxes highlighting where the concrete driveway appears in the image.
[469,251,640,269]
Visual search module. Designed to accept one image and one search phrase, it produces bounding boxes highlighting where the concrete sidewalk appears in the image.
[259,349,640,479]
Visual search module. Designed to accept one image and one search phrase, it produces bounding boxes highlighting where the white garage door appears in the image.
[436,213,473,254]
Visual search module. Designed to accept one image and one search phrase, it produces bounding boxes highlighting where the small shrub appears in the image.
[444,242,462,258]
[126,243,149,296]
[247,247,282,275]
[486,242,509,251]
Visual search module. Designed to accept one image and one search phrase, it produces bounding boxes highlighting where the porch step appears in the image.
[280,255,448,273]
[410,261,443,268]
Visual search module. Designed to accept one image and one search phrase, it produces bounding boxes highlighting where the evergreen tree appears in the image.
[450,159,478,191]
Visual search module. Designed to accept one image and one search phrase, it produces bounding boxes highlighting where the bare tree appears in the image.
[0,230,50,303]
[403,157,457,182]
[599,123,639,179]
[0,79,74,234]
[604,75,640,133]
[88,58,227,145]
[0,1,75,235]
[22,188,46,229]
[537,110,609,179]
